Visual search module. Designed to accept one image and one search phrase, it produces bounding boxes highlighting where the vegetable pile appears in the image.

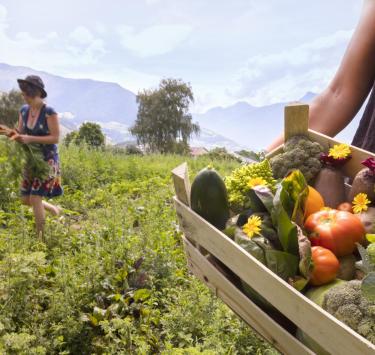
[189,137,375,346]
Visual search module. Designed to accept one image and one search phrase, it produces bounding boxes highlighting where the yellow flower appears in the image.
[328,144,351,159]
[320,207,332,211]
[247,177,267,189]
[352,193,371,214]
[242,215,262,238]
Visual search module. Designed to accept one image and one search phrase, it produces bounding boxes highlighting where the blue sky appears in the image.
[0,0,363,112]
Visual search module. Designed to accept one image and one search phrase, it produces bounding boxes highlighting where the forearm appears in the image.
[266,86,369,152]
[27,135,59,144]
[309,85,366,137]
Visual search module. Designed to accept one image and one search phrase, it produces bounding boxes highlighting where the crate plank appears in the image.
[308,129,375,180]
[183,236,314,355]
[284,103,309,141]
[174,197,375,355]
[172,162,191,207]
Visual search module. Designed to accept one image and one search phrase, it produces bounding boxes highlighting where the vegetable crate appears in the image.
[172,103,375,355]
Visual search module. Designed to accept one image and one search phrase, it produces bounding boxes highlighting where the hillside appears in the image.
[0,63,245,150]
[194,92,366,149]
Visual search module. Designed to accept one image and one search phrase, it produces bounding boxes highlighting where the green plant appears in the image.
[0,142,276,354]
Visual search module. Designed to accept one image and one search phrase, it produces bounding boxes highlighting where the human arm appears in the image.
[266,0,375,152]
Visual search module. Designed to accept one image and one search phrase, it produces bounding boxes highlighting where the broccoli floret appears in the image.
[323,280,375,344]
[270,135,323,182]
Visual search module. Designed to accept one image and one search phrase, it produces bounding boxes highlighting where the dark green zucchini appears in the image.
[190,167,230,230]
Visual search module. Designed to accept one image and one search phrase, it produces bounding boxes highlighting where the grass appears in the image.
[0,139,278,354]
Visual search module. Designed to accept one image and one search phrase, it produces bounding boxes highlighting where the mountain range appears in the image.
[0,63,365,151]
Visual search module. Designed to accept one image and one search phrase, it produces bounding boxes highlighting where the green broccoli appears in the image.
[270,135,323,182]
[322,280,375,344]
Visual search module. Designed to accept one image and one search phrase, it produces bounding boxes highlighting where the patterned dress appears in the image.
[19,104,63,198]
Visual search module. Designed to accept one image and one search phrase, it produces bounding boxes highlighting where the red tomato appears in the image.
[337,202,353,213]
[310,246,339,286]
[304,209,365,257]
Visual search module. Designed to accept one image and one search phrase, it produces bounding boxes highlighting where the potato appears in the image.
[313,168,346,208]
[349,168,375,202]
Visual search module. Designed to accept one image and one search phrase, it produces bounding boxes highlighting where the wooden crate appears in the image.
[172,103,375,355]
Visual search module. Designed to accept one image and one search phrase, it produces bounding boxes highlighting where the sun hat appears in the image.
[17,75,47,98]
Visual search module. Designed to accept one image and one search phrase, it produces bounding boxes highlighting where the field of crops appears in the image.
[0,138,277,354]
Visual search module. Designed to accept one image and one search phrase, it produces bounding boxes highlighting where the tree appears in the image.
[130,78,200,153]
[63,131,79,147]
[64,122,105,149]
[0,90,24,127]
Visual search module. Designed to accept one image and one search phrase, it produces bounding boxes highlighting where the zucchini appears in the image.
[190,167,230,230]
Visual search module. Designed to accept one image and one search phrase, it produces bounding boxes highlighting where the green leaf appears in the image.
[281,170,309,226]
[264,249,299,281]
[362,272,375,302]
[289,276,309,291]
[249,185,275,214]
[296,224,312,279]
[271,194,299,255]
[357,243,372,273]
[366,234,375,243]
[133,288,151,302]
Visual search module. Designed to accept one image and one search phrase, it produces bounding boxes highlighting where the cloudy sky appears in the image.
[0,0,363,112]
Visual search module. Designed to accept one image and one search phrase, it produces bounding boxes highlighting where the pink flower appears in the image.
[362,157,375,173]
[320,152,351,168]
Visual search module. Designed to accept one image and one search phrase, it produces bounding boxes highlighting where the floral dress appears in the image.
[19,104,63,198]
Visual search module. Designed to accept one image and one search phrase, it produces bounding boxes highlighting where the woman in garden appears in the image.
[267,0,375,153]
[9,75,63,239]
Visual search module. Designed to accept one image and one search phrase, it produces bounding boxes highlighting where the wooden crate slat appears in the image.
[308,129,375,180]
[183,237,314,355]
[174,197,375,355]
[284,103,309,141]
[172,162,191,206]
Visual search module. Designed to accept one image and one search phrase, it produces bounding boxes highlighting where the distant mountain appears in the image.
[0,63,366,151]
[194,92,365,150]
[0,63,138,125]
[0,63,246,150]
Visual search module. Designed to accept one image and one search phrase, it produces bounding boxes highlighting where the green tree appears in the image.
[130,78,200,153]
[0,90,24,127]
[63,122,105,148]
[63,131,79,147]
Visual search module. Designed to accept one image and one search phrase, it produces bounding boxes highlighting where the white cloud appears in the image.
[117,24,192,57]
[232,29,354,106]
[0,4,7,23]
[69,26,94,45]
[59,112,75,120]
[0,7,106,71]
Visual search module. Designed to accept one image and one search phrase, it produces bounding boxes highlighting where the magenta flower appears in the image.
[320,152,351,168]
[362,157,375,173]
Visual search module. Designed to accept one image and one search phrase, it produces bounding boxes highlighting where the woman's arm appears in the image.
[17,113,23,132]
[15,113,60,144]
[267,0,375,152]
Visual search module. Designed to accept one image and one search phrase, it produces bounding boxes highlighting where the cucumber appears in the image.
[190,167,230,230]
